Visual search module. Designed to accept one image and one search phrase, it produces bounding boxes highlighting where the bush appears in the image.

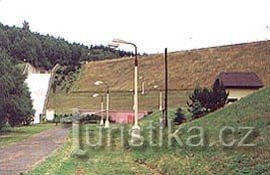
[0,122,12,132]
[187,79,228,119]
[173,108,186,125]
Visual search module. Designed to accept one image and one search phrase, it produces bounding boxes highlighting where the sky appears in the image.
[0,0,269,53]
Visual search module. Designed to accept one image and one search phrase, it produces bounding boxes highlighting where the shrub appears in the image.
[187,80,228,119]
[173,108,186,125]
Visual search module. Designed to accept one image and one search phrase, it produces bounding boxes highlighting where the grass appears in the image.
[48,41,270,113]
[72,40,270,92]
[47,90,190,114]
[47,40,270,114]
[0,124,55,148]
[30,87,270,174]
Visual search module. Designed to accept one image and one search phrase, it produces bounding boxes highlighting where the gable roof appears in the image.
[217,72,264,88]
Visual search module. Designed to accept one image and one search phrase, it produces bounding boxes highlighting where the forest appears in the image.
[0,21,136,127]
[0,21,135,70]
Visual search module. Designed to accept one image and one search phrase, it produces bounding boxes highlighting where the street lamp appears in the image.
[94,81,110,128]
[109,39,140,141]
[93,93,104,125]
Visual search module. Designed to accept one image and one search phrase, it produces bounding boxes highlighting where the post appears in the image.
[164,48,168,128]
[134,46,139,127]
[105,88,110,128]
[141,81,145,95]
[100,96,104,125]
[159,90,163,111]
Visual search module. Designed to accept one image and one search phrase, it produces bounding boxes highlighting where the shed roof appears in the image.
[217,72,264,88]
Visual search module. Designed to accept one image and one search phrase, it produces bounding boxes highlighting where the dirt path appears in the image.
[0,126,69,175]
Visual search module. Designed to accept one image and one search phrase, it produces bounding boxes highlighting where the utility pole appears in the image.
[164,48,168,128]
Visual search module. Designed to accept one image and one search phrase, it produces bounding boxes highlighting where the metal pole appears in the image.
[134,46,139,127]
[164,48,168,128]
[105,88,110,128]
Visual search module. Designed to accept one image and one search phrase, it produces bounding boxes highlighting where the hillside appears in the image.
[131,86,270,174]
[73,40,270,92]
[0,22,133,70]
[32,86,270,174]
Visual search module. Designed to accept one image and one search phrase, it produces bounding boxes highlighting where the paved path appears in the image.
[0,126,69,175]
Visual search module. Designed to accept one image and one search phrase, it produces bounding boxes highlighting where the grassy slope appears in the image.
[0,124,55,148]
[134,86,270,174]
[73,40,270,92]
[48,40,270,114]
[47,90,190,114]
[31,87,270,174]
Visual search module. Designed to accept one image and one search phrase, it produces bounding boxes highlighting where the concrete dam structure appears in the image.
[24,63,59,124]
[25,73,51,123]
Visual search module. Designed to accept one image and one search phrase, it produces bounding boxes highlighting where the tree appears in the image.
[188,100,205,120]
[187,81,229,119]
[0,51,34,128]
[22,20,30,31]
[212,79,229,111]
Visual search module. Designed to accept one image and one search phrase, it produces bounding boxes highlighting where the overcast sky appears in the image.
[0,0,269,53]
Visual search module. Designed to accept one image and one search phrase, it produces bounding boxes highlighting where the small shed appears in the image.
[216,72,264,102]
[46,109,55,121]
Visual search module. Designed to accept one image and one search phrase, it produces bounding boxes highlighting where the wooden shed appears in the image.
[216,72,264,102]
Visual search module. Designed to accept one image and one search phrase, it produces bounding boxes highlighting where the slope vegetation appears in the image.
[132,86,270,174]
[31,86,270,174]
[73,40,270,92]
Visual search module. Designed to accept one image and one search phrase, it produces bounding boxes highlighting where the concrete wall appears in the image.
[25,73,51,123]
[46,109,55,121]
[227,88,258,100]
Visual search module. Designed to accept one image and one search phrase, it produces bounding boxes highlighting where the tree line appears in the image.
[0,21,135,70]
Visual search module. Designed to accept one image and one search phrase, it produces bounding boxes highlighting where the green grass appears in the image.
[30,87,270,174]
[0,124,55,148]
[48,90,190,114]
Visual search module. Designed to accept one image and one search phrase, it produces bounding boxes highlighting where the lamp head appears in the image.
[108,42,119,49]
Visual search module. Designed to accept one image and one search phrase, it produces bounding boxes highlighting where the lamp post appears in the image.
[94,81,110,128]
[93,93,104,125]
[109,39,140,141]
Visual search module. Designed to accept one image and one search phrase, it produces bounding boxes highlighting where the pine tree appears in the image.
[173,108,186,125]
[187,80,229,119]
[0,51,34,128]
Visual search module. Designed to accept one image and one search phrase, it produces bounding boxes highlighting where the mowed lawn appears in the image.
[30,87,270,174]
[0,124,55,148]
[47,90,190,114]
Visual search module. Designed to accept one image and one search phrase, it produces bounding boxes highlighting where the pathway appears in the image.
[0,126,69,175]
